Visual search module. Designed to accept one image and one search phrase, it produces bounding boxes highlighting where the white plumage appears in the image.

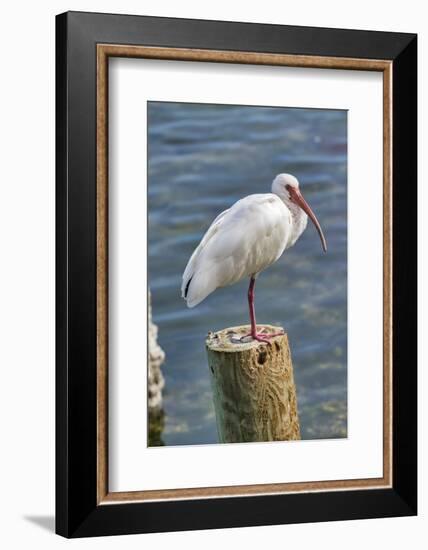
[182,194,289,307]
[181,173,327,341]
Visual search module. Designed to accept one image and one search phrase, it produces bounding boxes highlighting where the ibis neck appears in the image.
[284,198,308,247]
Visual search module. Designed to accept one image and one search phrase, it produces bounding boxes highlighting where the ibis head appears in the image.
[272,173,327,253]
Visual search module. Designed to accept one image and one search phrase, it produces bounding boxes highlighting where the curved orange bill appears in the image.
[290,187,327,253]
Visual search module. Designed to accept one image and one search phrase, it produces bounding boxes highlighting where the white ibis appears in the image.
[181,174,327,343]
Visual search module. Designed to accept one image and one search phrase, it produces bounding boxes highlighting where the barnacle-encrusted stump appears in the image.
[206,325,300,443]
[148,291,165,411]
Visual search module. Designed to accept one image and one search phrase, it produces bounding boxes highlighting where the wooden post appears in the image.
[206,325,300,443]
[148,290,166,446]
[148,290,165,411]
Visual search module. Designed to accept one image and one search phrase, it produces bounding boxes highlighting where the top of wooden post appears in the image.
[206,325,287,352]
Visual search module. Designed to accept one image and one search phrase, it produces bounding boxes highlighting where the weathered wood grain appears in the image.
[206,325,300,443]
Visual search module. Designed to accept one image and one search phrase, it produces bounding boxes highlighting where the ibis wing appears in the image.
[181,194,291,308]
[181,207,230,298]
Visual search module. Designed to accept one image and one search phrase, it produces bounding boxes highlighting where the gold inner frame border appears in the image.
[96,44,393,505]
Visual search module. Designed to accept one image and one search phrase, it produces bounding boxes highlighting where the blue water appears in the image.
[148,101,347,445]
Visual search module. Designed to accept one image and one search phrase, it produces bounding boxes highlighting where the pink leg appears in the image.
[241,276,284,344]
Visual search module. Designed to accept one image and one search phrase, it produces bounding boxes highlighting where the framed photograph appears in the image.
[56,11,417,538]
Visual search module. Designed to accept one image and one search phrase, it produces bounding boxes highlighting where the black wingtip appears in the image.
[184,276,193,298]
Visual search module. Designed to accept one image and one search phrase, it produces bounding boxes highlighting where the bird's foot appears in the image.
[240,329,284,345]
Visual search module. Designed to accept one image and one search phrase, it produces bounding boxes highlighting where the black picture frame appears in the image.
[56,11,417,538]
